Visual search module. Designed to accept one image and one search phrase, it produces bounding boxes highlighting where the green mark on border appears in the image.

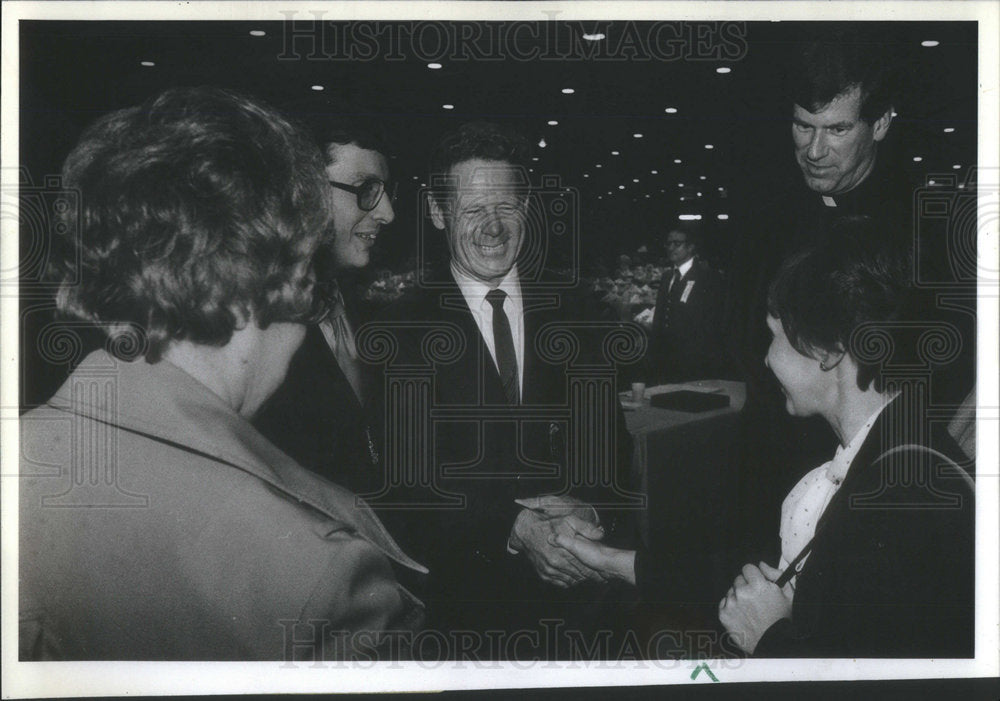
[690,663,719,682]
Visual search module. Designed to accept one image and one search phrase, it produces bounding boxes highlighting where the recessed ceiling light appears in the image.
[704,144,714,150]
[913,156,923,162]
[596,164,603,168]
[140,60,155,67]
[442,104,454,110]
[718,187,725,192]
[427,63,442,70]
[310,85,324,91]
[582,33,606,42]
[929,180,936,186]
[921,40,940,47]
[716,67,731,74]
[531,157,540,162]
[644,194,650,198]
[697,192,702,197]
[562,88,575,95]
[598,196,603,200]
[699,176,707,180]
[618,185,625,190]
[548,120,559,126]
[665,107,678,114]
[651,170,658,175]
[249,30,266,37]
[717,214,729,220]
[678,214,702,221]
[678,183,684,187]
[611,151,620,156]
[943,127,955,133]
[674,159,682,164]
[632,178,639,183]
[583,173,589,178]
[633,133,643,139]
[953,164,961,169]
[538,138,547,148]
[412,176,419,180]
[420,183,426,187]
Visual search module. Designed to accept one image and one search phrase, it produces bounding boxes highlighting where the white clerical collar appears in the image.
[822,195,838,208]
[450,262,521,310]
[676,256,695,277]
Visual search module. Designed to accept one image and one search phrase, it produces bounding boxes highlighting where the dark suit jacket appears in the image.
[649,256,726,382]
[754,393,975,658]
[369,273,637,635]
[254,320,381,497]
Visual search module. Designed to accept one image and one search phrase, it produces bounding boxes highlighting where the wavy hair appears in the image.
[52,87,333,361]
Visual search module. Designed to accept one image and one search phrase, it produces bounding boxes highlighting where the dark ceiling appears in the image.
[20,19,979,266]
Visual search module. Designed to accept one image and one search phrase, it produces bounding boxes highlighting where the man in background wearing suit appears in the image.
[371,122,637,654]
[254,108,395,496]
[649,221,726,382]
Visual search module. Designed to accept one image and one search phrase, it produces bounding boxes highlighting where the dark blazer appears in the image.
[368,273,637,635]
[19,351,425,660]
[753,393,975,658]
[254,321,381,497]
[649,256,726,382]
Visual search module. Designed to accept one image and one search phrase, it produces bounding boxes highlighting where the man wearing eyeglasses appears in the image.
[648,221,726,383]
[254,105,396,495]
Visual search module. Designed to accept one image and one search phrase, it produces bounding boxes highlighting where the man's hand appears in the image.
[509,507,606,588]
[718,563,793,654]
[551,528,636,585]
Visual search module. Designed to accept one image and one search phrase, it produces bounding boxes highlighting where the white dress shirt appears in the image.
[450,263,525,395]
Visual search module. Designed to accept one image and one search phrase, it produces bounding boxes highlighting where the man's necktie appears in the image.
[668,267,682,294]
[485,288,520,405]
[324,287,365,403]
[662,267,683,329]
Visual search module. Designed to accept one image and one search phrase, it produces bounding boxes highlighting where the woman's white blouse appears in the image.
[778,400,892,593]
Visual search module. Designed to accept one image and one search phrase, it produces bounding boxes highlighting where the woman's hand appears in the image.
[718,562,793,654]
[551,523,637,585]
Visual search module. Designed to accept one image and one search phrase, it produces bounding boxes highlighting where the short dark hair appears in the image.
[428,121,531,201]
[667,221,703,250]
[789,27,898,124]
[52,86,333,362]
[281,96,390,162]
[767,216,913,392]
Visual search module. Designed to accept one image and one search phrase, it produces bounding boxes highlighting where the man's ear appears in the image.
[872,107,893,142]
[427,192,448,231]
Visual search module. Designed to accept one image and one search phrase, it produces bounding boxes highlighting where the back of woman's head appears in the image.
[52,86,334,361]
[767,216,914,391]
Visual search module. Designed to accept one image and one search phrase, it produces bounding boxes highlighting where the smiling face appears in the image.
[324,143,395,271]
[792,86,892,196]
[430,159,527,288]
[764,314,831,418]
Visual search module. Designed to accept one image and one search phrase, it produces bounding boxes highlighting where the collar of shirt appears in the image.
[676,256,695,278]
[450,263,524,392]
[826,394,897,484]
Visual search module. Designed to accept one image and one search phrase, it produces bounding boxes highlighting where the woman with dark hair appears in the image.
[19,87,424,660]
[717,217,974,657]
[553,217,974,658]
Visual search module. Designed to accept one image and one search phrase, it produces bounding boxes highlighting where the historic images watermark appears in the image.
[278,16,749,64]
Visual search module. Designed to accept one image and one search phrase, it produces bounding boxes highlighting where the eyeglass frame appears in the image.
[328,178,397,212]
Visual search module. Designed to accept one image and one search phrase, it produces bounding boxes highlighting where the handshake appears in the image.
[508,495,636,588]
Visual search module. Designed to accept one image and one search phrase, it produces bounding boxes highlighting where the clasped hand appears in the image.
[509,495,606,588]
[718,562,793,654]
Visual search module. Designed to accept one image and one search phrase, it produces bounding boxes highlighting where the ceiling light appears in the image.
[618,185,625,190]
[674,159,682,164]
[921,40,939,47]
[697,192,702,197]
[561,88,575,94]
[140,60,155,67]
[913,156,923,162]
[310,85,324,91]
[678,183,684,187]
[717,214,729,220]
[249,30,266,37]
[716,67,731,74]
[538,138,547,148]
[548,120,559,126]
[644,194,650,198]
[427,62,442,69]
[699,176,707,180]
[412,176,419,180]
[532,157,540,162]
[596,164,603,168]
[665,107,678,114]
[442,104,454,110]
[928,180,936,186]
[582,33,606,42]
[678,214,702,221]
[651,170,658,175]
[943,127,955,133]
[953,164,961,169]
[633,133,643,139]
[704,144,714,150]
[632,178,639,183]
[611,151,620,156]
[583,173,589,178]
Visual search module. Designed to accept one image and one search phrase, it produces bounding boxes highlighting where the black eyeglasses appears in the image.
[329,179,397,212]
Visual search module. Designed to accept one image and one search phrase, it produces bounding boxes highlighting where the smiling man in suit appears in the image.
[254,106,395,495]
[369,122,637,653]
